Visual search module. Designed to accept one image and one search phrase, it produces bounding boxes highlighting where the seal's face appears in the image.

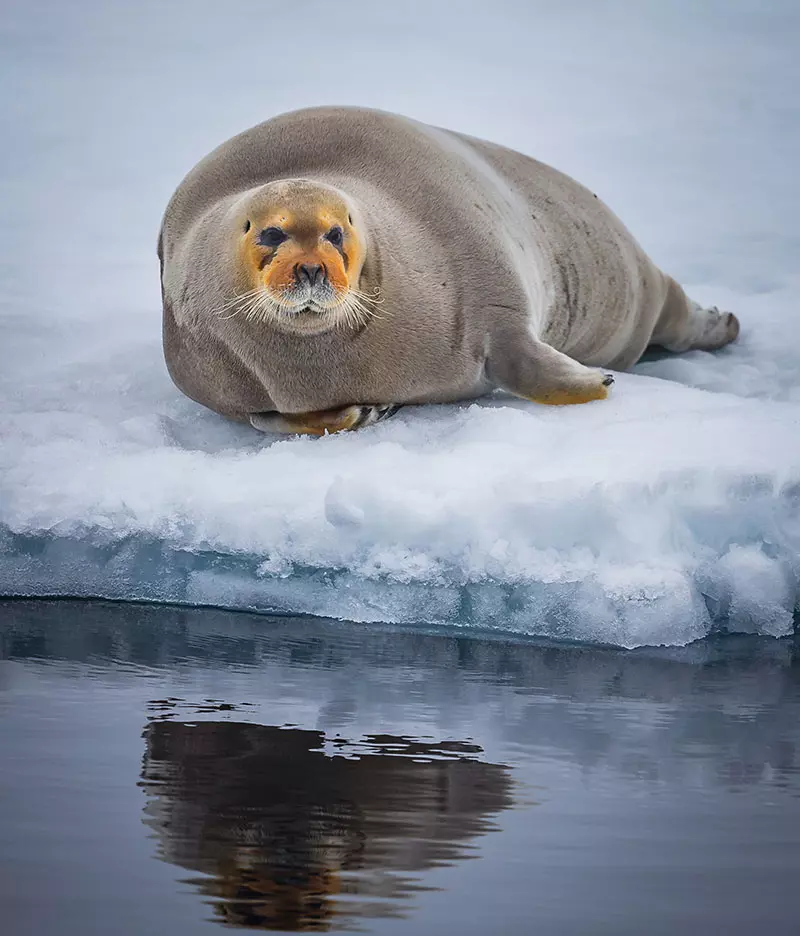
[232,181,379,335]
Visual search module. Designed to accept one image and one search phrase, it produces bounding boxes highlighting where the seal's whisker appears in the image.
[232,297,257,320]
[244,294,274,323]
[335,296,360,331]
[348,295,387,323]
[335,295,356,323]
[211,288,265,316]
[215,284,387,329]
[219,295,265,321]
[219,287,263,305]
[242,292,269,314]
[348,287,385,306]
[333,294,384,331]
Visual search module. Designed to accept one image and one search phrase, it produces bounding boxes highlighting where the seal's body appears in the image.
[160,107,738,434]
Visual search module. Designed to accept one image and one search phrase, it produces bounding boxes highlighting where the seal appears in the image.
[159,106,739,435]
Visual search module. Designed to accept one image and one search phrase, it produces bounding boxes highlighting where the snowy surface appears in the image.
[1,0,798,647]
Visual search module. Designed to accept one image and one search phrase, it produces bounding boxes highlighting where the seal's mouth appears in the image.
[276,283,340,315]
[214,283,384,334]
[267,282,385,330]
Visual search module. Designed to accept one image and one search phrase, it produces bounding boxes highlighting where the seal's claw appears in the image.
[376,403,401,421]
[602,374,615,387]
[351,403,401,430]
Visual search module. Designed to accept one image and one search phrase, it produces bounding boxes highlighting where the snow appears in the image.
[1,0,798,647]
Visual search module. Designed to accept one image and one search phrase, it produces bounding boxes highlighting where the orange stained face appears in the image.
[239,196,365,314]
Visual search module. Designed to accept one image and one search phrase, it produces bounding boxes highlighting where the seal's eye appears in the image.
[325,226,344,248]
[243,220,251,233]
[258,227,288,248]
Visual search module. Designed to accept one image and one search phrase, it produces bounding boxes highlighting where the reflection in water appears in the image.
[140,719,514,931]
[3,598,799,796]
[3,599,799,797]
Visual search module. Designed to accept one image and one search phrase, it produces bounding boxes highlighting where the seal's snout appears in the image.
[294,262,327,287]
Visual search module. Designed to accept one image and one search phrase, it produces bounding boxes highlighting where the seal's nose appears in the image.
[295,263,326,287]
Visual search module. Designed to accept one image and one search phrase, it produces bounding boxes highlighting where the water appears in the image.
[1,599,799,935]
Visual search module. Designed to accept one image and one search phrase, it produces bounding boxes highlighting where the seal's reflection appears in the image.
[140,719,514,931]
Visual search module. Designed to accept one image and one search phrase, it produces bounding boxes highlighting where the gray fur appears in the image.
[160,106,737,424]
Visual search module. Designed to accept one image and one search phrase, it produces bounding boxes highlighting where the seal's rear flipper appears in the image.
[250,404,400,436]
[666,304,740,353]
[651,277,740,353]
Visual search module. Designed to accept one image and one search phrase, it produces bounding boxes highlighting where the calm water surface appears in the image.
[1,600,799,935]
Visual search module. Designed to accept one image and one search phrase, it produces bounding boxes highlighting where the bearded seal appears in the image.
[159,106,739,435]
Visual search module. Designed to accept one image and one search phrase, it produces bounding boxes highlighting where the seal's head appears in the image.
[229,179,378,335]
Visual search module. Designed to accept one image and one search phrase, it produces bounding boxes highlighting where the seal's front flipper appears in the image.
[488,334,614,406]
[250,404,400,436]
[524,370,614,405]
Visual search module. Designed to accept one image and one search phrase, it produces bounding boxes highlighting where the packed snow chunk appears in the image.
[1,382,798,647]
[706,546,796,638]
